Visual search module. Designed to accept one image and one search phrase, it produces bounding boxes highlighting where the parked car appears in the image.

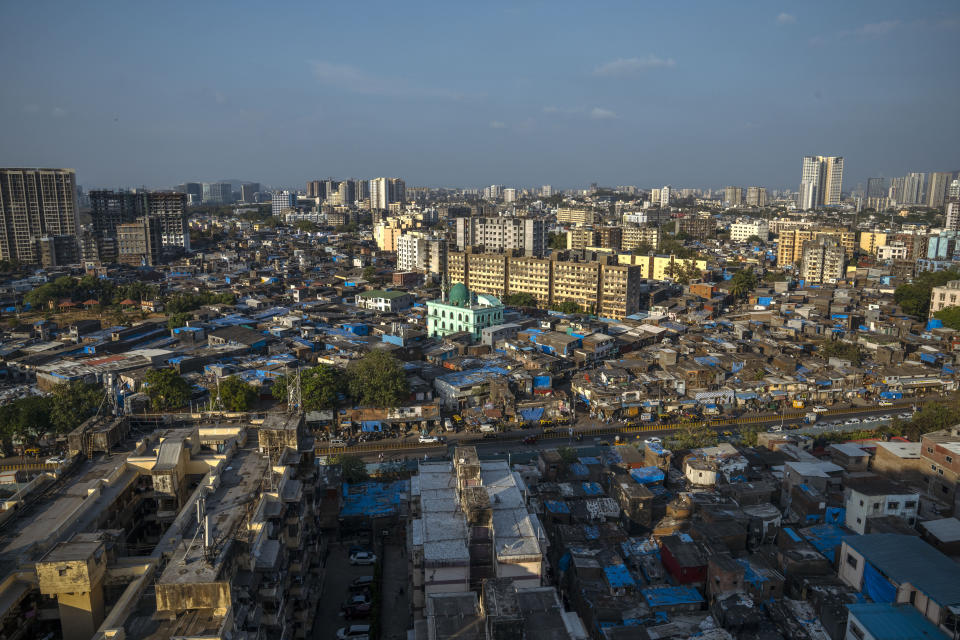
[847,417,862,424]
[45,455,66,465]
[644,437,662,445]
[329,439,347,448]
[337,625,371,640]
[350,576,375,592]
[418,435,440,444]
[349,551,377,566]
[812,406,828,413]
[342,594,372,618]
[898,412,913,420]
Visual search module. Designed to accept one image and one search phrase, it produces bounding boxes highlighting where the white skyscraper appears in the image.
[369,177,389,210]
[271,190,295,216]
[902,172,925,205]
[799,156,843,209]
[659,185,671,207]
[503,188,517,203]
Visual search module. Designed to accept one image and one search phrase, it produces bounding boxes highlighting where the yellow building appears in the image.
[599,264,643,319]
[621,226,661,251]
[616,253,708,280]
[507,256,552,305]
[551,259,602,312]
[858,231,888,255]
[556,207,596,226]
[776,228,855,267]
[566,228,599,250]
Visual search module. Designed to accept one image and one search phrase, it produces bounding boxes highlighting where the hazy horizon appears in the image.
[2,0,958,191]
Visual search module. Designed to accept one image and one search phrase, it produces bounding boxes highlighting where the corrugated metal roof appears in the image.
[845,534,960,606]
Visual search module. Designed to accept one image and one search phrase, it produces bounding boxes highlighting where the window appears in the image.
[932,464,938,470]
[927,447,933,453]
[887,502,899,510]
[845,554,858,569]
[948,456,954,463]
[904,501,916,509]
[859,500,864,506]
[58,568,68,577]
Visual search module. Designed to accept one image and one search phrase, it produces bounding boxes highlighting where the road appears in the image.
[331,402,919,461]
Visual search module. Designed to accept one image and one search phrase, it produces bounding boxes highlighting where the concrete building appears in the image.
[745,186,767,207]
[621,225,660,251]
[355,289,415,313]
[0,168,79,264]
[777,227,855,267]
[918,426,960,512]
[116,216,163,266]
[271,190,295,216]
[730,219,769,243]
[928,280,960,317]
[397,232,447,274]
[843,476,919,535]
[659,185,672,207]
[900,172,926,205]
[203,181,232,204]
[927,171,951,208]
[799,156,843,209]
[455,216,545,257]
[503,188,517,203]
[426,283,505,341]
[409,449,545,616]
[724,186,743,208]
[556,208,595,226]
[239,182,259,203]
[945,199,960,231]
[800,236,846,283]
[566,228,598,251]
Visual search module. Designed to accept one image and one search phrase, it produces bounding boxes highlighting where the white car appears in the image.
[644,437,662,445]
[45,455,66,465]
[846,418,861,425]
[349,551,377,566]
[419,435,440,444]
[898,413,913,420]
[812,406,828,413]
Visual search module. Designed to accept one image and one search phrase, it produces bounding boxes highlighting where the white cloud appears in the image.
[593,55,675,76]
[50,107,67,117]
[851,20,900,37]
[590,107,617,120]
[309,60,463,100]
[489,121,506,129]
[776,13,796,25]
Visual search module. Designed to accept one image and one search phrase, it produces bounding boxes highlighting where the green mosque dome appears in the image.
[449,282,469,306]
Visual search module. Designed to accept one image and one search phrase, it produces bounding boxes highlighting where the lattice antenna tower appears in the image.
[287,365,302,415]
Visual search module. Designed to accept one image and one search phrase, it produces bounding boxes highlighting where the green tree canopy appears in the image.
[167,312,191,329]
[556,446,579,464]
[668,422,718,450]
[551,301,584,314]
[331,454,368,483]
[215,376,258,412]
[144,369,192,411]
[729,267,757,300]
[503,292,538,307]
[271,364,346,411]
[894,268,960,319]
[820,340,862,365]
[0,395,52,444]
[933,306,960,330]
[547,232,566,250]
[50,381,104,434]
[347,350,410,407]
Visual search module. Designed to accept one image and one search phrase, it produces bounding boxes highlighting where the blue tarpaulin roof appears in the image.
[361,421,383,432]
[544,500,570,514]
[569,463,588,477]
[340,480,409,518]
[603,564,635,588]
[629,467,665,485]
[582,482,603,496]
[519,407,545,422]
[641,586,704,608]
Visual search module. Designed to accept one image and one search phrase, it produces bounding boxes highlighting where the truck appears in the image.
[804,412,818,424]
[792,400,805,409]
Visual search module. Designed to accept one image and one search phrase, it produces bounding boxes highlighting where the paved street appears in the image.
[313,541,377,640]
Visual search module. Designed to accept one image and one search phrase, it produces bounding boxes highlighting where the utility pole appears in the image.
[287,364,302,415]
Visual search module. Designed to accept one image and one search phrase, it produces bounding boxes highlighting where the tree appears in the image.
[362,266,377,282]
[50,381,104,434]
[331,454,368,484]
[302,364,346,410]
[215,376,258,411]
[551,301,583,314]
[557,446,579,464]
[821,340,861,365]
[665,260,702,285]
[294,220,318,233]
[0,395,52,444]
[739,425,760,447]
[729,267,757,300]
[894,268,960,319]
[167,312,191,329]
[504,292,538,307]
[547,232,567,250]
[933,306,960,330]
[144,368,192,411]
[347,350,410,407]
[271,375,288,403]
[745,235,765,245]
[668,422,718,450]
[899,400,960,441]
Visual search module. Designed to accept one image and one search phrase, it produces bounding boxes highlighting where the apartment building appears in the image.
[621,226,661,251]
[745,186,767,207]
[0,168,79,264]
[617,253,709,281]
[928,280,960,317]
[448,251,645,319]
[566,228,598,250]
[730,219,769,243]
[919,426,960,512]
[673,215,715,240]
[397,232,447,274]
[116,216,163,266]
[556,207,596,226]
[859,231,888,255]
[455,216,545,256]
[843,476,919,534]
[800,236,846,283]
[777,227,855,266]
[598,226,622,251]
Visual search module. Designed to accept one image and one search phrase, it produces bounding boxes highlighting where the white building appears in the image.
[409,450,545,615]
[730,219,769,243]
[397,233,447,274]
[455,216,545,256]
[843,476,919,535]
[659,185,671,208]
[503,188,517,203]
[799,156,843,209]
[875,243,908,261]
[271,190,295,216]
[369,177,389,210]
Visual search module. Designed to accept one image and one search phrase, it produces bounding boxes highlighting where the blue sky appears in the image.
[1,0,957,191]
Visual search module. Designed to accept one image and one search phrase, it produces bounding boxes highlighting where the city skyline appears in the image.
[1,0,958,189]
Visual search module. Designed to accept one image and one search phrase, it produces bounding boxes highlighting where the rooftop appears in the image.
[844,534,960,607]
[846,603,947,640]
